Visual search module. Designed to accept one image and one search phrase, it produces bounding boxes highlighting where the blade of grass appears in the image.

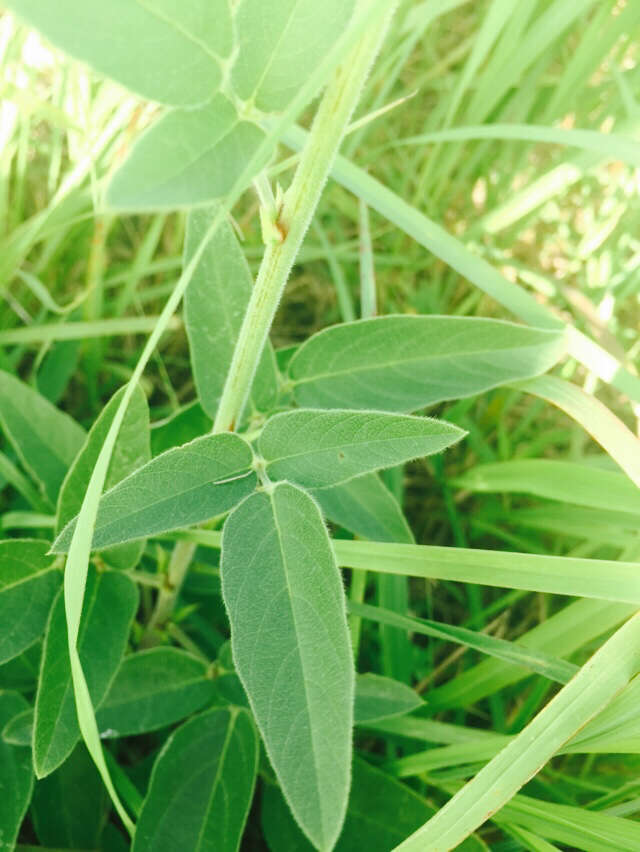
[514,375,640,488]
[393,610,640,851]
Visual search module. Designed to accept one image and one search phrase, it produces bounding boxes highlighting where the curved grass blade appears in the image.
[392,610,640,851]
[515,375,640,488]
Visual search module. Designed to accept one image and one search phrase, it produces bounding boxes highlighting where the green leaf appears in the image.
[354,674,423,724]
[0,370,86,505]
[33,567,138,777]
[259,409,465,488]
[132,706,258,852]
[107,95,266,210]
[221,483,354,851]
[333,539,640,604]
[2,707,34,746]
[5,0,232,106]
[515,375,640,489]
[150,401,212,456]
[288,317,565,412]
[312,472,413,542]
[351,602,577,686]
[0,643,41,692]
[97,648,217,738]
[0,691,33,849]
[261,758,486,852]
[31,743,108,848]
[497,792,640,852]
[0,540,61,665]
[232,0,356,111]
[52,433,257,553]
[184,208,279,419]
[454,459,640,517]
[57,384,151,570]
[393,611,640,851]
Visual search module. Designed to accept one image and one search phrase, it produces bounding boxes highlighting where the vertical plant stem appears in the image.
[213,5,396,433]
[142,539,196,645]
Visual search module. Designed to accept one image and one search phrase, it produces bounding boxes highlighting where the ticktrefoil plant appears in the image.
[2,2,640,851]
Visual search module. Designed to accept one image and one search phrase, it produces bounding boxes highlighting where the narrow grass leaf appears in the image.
[4,0,231,106]
[259,408,465,487]
[0,691,33,849]
[454,458,640,516]
[33,568,138,777]
[107,95,267,210]
[184,208,278,419]
[354,673,423,724]
[392,611,640,851]
[31,743,108,849]
[428,598,636,710]
[0,540,61,665]
[132,707,258,852]
[350,602,576,684]
[97,648,217,738]
[289,317,565,411]
[232,0,355,111]
[515,375,640,488]
[335,539,640,603]
[221,483,354,851]
[52,433,257,553]
[391,124,640,166]
[496,792,640,852]
[0,370,85,505]
[312,472,413,542]
[57,384,150,570]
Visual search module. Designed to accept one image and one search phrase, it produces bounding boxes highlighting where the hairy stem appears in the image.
[213,5,395,433]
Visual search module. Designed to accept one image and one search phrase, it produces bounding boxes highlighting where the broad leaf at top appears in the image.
[184,208,278,420]
[0,539,61,665]
[5,0,232,106]
[232,0,356,111]
[0,370,85,505]
[0,691,33,850]
[56,383,150,569]
[33,567,138,777]
[52,433,257,553]
[221,482,354,851]
[288,316,566,412]
[259,409,465,488]
[133,706,258,852]
[107,95,266,210]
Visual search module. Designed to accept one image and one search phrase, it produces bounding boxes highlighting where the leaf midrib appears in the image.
[290,341,548,387]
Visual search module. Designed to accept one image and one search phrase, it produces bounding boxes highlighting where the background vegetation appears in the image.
[1,1,639,849]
